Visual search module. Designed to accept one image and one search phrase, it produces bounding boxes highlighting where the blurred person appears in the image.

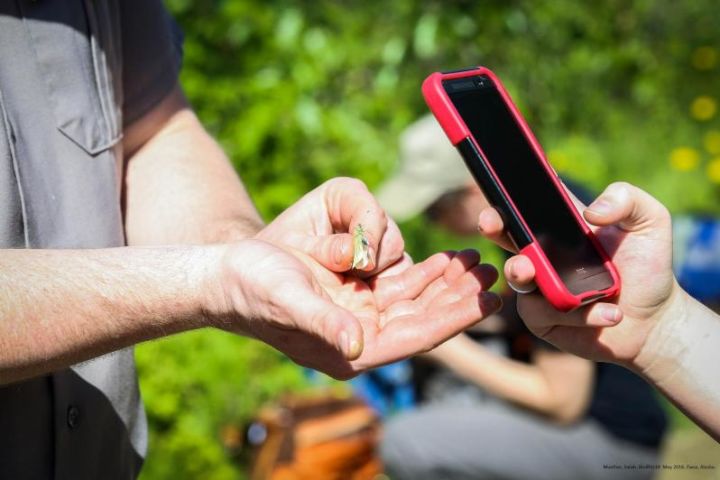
[376,116,667,479]
[348,361,417,417]
[478,181,720,442]
[0,5,502,478]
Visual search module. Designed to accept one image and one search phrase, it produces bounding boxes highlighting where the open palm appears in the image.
[300,247,498,377]
[228,239,499,379]
[225,177,501,378]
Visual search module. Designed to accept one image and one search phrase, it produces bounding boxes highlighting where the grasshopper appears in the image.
[352,224,371,270]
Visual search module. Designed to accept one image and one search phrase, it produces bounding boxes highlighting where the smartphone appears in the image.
[422,66,620,311]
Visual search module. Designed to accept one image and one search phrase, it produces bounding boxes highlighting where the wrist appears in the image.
[212,218,264,243]
[190,243,239,329]
[630,282,693,380]
[196,239,274,336]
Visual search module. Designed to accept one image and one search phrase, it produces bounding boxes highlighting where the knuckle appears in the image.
[348,177,369,191]
[600,183,625,203]
[323,176,345,187]
[310,309,332,340]
[312,312,334,345]
[609,180,633,191]
[386,230,405,255]
[367,204,387,225]
[322,176,355,194]
[378,207,388,221]
[332,176,367,192]
[607,181,634,198]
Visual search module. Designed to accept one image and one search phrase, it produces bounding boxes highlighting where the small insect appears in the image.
[352,224,371,270]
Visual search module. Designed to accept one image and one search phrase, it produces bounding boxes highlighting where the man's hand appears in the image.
[204,177,502,379]
[478,182,683,368]
[257,177,406,274]
[212,241,499,379]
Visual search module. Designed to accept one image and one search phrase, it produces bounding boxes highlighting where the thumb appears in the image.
[299,233,354,272]
[288,285,364,360]
[583,182,671,233]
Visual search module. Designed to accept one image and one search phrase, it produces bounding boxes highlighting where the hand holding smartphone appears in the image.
[422,66,620,311]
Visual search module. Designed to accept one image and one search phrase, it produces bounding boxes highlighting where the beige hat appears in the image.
[376,115,472,222]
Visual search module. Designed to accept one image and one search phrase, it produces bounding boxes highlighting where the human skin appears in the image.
[425,331,593,423]
[0,87,502,385]
[424,184,594,423]
[478,181,720,441]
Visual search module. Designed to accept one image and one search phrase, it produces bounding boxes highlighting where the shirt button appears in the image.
[67,406,81,429]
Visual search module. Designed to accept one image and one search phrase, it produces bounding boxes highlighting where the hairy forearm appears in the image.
[636,292,720,441]
[124,91,263,246]
[431,335,591,422]
[0,246,221,385]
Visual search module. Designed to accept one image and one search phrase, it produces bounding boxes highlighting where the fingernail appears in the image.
[477,210,491,233]
[335,238,349,266]
[366,246,377,270]
[508,260,519,280]
[587,198,614,217]
[339,330,350,356]
[349,339,362,359]
[599,305,621,324]
[339,330,362,359]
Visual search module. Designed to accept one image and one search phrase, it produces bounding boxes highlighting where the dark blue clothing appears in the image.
[588,363,667,448]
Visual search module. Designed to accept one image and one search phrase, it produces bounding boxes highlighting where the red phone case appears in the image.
[422,66,620,311]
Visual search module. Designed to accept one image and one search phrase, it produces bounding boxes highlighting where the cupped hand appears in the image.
[257,177,405,275]
[215,240,501,379]
[478,182,684,367]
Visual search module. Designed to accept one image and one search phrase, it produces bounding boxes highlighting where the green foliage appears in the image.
[137,1,720,478]
[137,330,309,479]
[164,0,720,216]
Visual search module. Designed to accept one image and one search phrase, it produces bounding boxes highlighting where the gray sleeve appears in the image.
[120,0,184,127]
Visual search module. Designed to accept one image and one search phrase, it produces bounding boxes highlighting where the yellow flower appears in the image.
[669,147,700,171]
[692,46,718,71]
[690,96,717,121]
[707,158,720,183]
[705,130,720,155]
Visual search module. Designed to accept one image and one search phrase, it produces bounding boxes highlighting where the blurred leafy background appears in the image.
[136,1,720,478]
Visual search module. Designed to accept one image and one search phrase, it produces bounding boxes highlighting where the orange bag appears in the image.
[249,393,383,480]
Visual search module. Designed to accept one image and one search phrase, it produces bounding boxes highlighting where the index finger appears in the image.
[323,177,403,271]
[477,207,517,252]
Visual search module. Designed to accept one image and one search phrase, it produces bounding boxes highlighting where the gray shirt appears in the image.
[0,1,182,478]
